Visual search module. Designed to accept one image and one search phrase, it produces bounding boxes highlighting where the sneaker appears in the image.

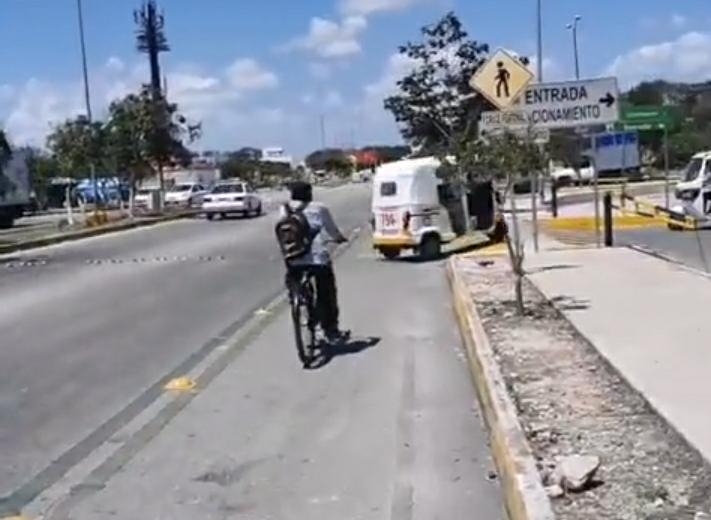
[325,329,350,343]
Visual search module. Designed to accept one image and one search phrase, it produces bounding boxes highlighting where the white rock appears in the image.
[695,513,711,520]
[545,484,564,498]
[559,455,601,491]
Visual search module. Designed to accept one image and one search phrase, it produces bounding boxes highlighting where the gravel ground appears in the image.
[460,259,711,519]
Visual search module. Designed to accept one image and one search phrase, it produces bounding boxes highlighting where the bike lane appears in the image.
[22,235,504,520]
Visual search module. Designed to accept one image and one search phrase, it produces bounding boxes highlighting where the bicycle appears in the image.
[286,239,348,367]
[288,267,320,367]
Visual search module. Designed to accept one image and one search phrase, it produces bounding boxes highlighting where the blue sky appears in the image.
[0,0,709,158]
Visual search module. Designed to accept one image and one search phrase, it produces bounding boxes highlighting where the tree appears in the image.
[105,91,152,193]
[25,148,59,208]
[106,86,200,190]
[134,0,169,100]
[383,12,491,154]
[47,116,106,177]
[324,156,353,178]
[305,148,347,170]
[221,157,259,183]
[626,81,665,106]
[452,129,546,313]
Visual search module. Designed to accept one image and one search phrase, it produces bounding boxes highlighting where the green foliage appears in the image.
[324,156,353,178]
[47,116,106,177]
[47,85,198,182]
[25,148,59,203]
[384,12,490,153]
[221,157,259,183]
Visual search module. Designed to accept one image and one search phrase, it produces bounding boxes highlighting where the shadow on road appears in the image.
[307,336,381,370]
[550,294,590,311]
[528,264,580,274]
[387,239,502,265]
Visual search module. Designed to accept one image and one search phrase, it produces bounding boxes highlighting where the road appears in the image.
[617,227,711,272]
[0,183,502,518]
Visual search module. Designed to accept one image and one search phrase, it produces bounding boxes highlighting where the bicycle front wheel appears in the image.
[290,293,310,366]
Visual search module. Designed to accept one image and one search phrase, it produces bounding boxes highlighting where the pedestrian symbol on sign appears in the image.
[495,62,511,98]
[469,49,534,111]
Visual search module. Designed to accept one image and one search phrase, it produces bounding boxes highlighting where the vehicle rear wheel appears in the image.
[255,203,263,217]
[381,247,401,260]
[0,215,13,229]
[220,212,228,220]
[419,234,442,261]
[206,213,215,221]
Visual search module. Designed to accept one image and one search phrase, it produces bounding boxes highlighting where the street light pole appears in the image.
[76,0,99,213]
[566,15,581,80]
[536,0,543,82]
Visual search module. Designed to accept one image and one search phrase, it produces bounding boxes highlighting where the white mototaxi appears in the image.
[669,150,711,230]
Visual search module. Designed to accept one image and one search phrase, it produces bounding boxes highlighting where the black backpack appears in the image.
[275,203,313,261]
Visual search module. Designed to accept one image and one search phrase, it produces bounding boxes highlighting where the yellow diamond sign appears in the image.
[469,49,534,110]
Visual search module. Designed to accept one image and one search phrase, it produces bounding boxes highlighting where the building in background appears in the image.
[261,147,293,167]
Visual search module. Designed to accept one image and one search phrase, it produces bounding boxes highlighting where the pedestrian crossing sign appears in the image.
[469,49,534,111]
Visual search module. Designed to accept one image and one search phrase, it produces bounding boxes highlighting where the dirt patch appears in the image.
[459,259,711,519]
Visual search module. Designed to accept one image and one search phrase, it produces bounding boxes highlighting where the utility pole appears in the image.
[536,0,543,81]
[566,15,582,80]
[76,0,99,215]
[320,115,326,150]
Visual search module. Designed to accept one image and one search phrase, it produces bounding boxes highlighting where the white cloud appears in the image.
[0,56,280,149]
[672,14,687,30]
[340,0,424,16]
[606,31,711,88]
[282,16,367,58]
[105,56,126,74]
[527,55,563,82]
[301,94,315,105]
[324,90,344,108]
[226,58,278,90]
[309,62,332,80]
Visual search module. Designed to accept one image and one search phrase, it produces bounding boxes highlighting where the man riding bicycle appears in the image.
[277,181,349,342]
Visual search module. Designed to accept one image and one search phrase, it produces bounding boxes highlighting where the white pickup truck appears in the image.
[550,158,595,186]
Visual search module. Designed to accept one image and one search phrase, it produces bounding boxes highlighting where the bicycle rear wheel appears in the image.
[290,284,317,367]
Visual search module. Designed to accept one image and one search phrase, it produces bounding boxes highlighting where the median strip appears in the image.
[0,211,196,255]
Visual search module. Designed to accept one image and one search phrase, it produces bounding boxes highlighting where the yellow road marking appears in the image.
[164,376,197,393]
[541,215,666,232]
[461,244,508,258]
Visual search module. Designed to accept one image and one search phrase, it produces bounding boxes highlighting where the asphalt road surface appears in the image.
[0,183,503,518]
[617,226,711,273]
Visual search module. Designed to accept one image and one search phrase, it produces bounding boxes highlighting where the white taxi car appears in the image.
[202,181,263,220]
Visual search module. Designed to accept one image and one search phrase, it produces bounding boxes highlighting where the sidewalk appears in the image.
[17,237,504,520]
[525,246,711,465]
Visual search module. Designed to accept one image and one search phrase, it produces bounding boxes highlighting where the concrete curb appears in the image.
[0,211,195,255]
[447,256,555,520]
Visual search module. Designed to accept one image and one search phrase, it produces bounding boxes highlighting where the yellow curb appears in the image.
[460,243,508,258]
[164,376,197,393]
[447,257,554,520]
[541,215,665,231]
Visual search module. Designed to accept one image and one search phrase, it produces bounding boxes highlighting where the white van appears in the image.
[371,157,457,260]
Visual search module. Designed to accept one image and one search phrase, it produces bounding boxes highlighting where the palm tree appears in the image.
[134,0,169,100]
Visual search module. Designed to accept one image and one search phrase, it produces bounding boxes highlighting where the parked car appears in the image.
[202,181,263,220]
[134,187,160,210]
[164,182,207,208]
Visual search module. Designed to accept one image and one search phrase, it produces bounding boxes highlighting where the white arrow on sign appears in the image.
[480,77,620,132]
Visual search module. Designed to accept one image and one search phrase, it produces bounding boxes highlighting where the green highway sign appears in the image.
[621,105,676,131]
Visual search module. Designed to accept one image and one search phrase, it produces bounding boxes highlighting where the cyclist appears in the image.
[278,181,349,342]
